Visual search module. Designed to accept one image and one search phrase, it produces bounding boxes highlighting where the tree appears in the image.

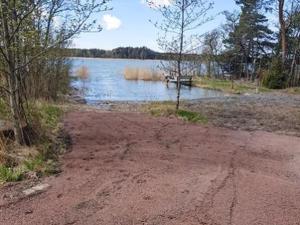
[223,0,273,80]
[147,0,213,110]
[202,29,223,77]
[0,0,111,145]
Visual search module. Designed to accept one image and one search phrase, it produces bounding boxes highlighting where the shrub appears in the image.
[262,58,287,89]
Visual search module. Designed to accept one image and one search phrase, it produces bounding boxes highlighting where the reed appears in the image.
[124,67,164,81]
[75,66,89,80]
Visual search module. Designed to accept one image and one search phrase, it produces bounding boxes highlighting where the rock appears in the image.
[23,183,50,196]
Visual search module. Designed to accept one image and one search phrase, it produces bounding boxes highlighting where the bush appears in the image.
[262,58,287,89]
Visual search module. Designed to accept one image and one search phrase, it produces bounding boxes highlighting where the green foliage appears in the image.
[262,58,287,89]
[0,165,23,182]
[66,47,161,60]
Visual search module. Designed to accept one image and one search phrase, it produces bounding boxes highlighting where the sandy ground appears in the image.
[1,110,300,225]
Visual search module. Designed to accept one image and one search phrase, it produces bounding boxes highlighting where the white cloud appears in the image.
[141,0,172,8]
[102,14,122,30]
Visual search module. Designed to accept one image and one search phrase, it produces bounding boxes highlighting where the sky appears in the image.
[72,0,239,51]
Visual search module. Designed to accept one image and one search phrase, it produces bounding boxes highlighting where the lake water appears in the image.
[71,58,223,103]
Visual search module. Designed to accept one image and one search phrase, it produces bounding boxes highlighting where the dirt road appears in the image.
[1,111,300,225]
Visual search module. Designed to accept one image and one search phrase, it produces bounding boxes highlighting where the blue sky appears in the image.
[72,0,238,51]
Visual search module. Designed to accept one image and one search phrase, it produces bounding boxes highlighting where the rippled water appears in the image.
[71,58,223,103]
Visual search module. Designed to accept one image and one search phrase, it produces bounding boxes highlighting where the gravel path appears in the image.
[1,111,300,225]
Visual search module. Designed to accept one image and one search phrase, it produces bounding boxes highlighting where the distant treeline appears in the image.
[65,47,165,60]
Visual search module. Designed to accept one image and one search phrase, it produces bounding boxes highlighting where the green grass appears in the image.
[0,101,65,184]
[0,165,23,183]
[33,102,63,130]
[145,102,208,124]
[23,154,44,172]
[193,77,271,94]
[176,110,208,123]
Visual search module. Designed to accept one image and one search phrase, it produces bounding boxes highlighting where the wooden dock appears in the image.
[167,75,193,86]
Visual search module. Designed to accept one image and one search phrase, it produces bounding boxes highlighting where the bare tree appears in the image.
[202,29,223,78]
[148,0,213,110]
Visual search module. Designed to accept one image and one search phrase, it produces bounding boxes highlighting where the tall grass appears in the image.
[124,67,164,81]
[75,66,89,80]
[0,134,7,165]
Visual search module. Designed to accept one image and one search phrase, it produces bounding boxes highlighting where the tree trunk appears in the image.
[8,72,25,145]
[279,0,287,63]
[176,0,185,111]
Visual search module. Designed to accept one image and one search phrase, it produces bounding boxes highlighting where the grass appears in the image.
[285,87,300,94]
[0,101,65,184]
[37,102,63,130]
[0,165,23,183]
[177,110,208,123]
[0,98,10,120]
[124,67,164,81]
[193,77,271,94]
[145,102,208,124]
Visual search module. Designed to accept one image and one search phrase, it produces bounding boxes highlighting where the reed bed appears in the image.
[75,66,89,80]
[124,67,164,81]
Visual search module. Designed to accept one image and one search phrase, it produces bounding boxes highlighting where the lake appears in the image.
[71,58,223,103]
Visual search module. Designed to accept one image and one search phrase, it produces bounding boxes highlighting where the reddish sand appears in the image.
[1,111,300,225]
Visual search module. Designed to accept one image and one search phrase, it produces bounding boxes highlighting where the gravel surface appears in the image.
[105,93,300,136]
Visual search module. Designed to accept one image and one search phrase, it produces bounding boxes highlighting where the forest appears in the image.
[65,47,163,59]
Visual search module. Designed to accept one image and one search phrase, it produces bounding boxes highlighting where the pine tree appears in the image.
[224,0,273,79]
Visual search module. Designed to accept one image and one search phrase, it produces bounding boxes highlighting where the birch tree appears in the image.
[147,0,213,110]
